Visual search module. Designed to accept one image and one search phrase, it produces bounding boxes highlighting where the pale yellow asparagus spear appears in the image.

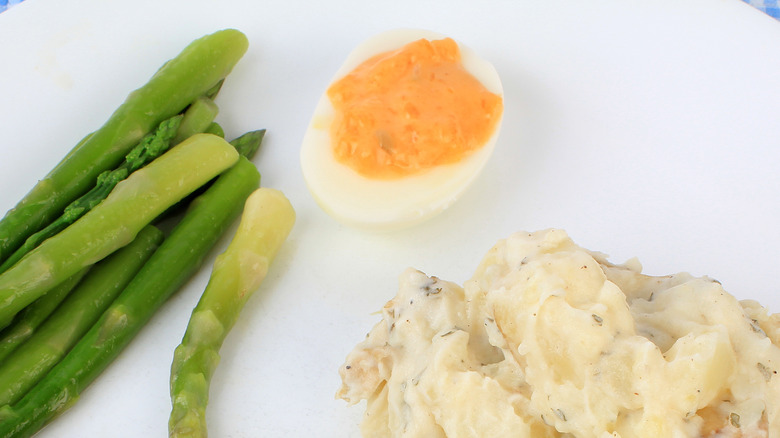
[169,188,296,438]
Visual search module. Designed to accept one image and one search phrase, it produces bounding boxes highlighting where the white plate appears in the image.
[1,0,779,436]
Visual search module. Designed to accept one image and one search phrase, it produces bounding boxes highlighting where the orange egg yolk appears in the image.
[326,37,503,179]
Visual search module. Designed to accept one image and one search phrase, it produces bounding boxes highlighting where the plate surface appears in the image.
[1,0,779,436]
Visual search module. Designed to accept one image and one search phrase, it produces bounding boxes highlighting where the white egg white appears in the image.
[300,28,504,231]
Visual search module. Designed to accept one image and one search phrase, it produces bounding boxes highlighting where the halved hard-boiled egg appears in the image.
[300,28,504,231]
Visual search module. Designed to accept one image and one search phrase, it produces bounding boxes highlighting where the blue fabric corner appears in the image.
[744,0,780,18]
[0,0,24,13]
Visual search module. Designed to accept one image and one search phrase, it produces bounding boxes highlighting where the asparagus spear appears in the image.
[169,188,295,438]
[203,79,224,101]
[204,122,225,138]
[158,129,266,223]
[0,95,222,276]
[0,225,164,406]
[0,115,183,274]
[0,157,260,438]
[0,29,248,265]
[173,97,220,145]
[0,269,90,364]
[229,129,266,158]
[0,133,239,329]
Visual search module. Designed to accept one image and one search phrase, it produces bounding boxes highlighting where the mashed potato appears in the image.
[338,229,780,437]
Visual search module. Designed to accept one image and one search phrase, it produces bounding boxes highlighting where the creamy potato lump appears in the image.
[338,229,780,437]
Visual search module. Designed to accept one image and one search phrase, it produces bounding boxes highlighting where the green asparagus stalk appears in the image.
[0,95,221,275]
[229,129,266,158]
[0,225,164,406]
[0,29,248,265]
[0,133,239,330]
[0,115,183,274]
[155,129,265,223]
[0,157,260,438]
[0,269,90,364]
[203,79,224,101]
[169,188,295,438]
[173,97,220,145]
[204,122,225,138]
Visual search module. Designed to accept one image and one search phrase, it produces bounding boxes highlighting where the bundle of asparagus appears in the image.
[0,29,294,438]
